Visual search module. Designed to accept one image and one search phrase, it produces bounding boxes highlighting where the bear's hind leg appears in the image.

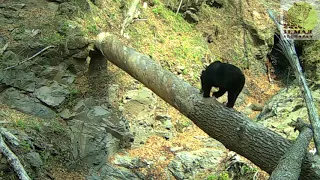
[212,88,227,98]
[226,90,241,108]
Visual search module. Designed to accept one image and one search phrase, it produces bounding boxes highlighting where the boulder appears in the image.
[122,87,157,147]
[168,148,225,179]
[1,69,40,92]
[25,152,43,168]
[67,98,133,166]
[87,164,140,180]
[34,81,70,107]
[257,83,320,138]
[0,88,56,119]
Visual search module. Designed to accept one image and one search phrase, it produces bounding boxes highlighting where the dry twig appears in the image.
[176,0,183,15]
[4,45,54,70]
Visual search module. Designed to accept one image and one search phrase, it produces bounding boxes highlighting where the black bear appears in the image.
[200,61,245,108]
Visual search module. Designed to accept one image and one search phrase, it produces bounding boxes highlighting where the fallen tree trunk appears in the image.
[94,32,320,179]
[270,119,313,180]
[0,134,31,180]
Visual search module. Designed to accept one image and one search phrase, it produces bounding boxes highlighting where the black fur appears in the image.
[200,61,245,108]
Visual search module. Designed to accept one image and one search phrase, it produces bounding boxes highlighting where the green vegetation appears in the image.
[206,172,230,180]
[126,1,207,86]
[14,118,43,132]
[70,87,80,96]
[304,41,320,62]
[20,140,32,151]
[182,120,193,127]
[15,119,26,129]
[39,32,65,46]
[240,165,258,175]
[287,2,318,30]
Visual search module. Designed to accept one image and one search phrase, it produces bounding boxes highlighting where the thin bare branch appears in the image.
[0,42,9,55]
[4,45,54,70]
[176,0,183,15]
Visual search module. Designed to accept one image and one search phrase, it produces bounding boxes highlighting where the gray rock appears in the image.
[170,147,184,152]
[87,164,140,180]
[168,148,224,179]
[183,10,199,23]
[48,2,59,12]
[107,84,119,107]
[7,3,26,10]
[0,88,56,119]
[58,2,79,17]
[155,114,171,121]
[155,131,173,140]
[73,99,86,113]
[40,67,76,85]
[59,108,75,120]
[1,69,40,92]
[25,152,43,168]
[87,106,110,120]
[67,36,89,50]
[113,155,133,168]
[249,103,263,111]
[68,119,117,166]
[73,98,97,113]
[2,51,19,67]
[34,81,70,107]
[86,173,101,180]
[39,67,59,79]
[122,88,157,147]
[162,119,173,130]
[257,84,320,139]
[67,99,133,166]
[72,49,89,59]
[114,155,149,169]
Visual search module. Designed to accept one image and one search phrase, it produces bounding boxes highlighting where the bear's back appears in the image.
[206,61,245,90]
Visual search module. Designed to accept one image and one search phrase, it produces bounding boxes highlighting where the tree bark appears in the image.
[270,119,313,180]
[0,127,20,147]
[94,32,320,179]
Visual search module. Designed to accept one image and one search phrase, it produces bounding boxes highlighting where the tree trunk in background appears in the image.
[94,32,320,179]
